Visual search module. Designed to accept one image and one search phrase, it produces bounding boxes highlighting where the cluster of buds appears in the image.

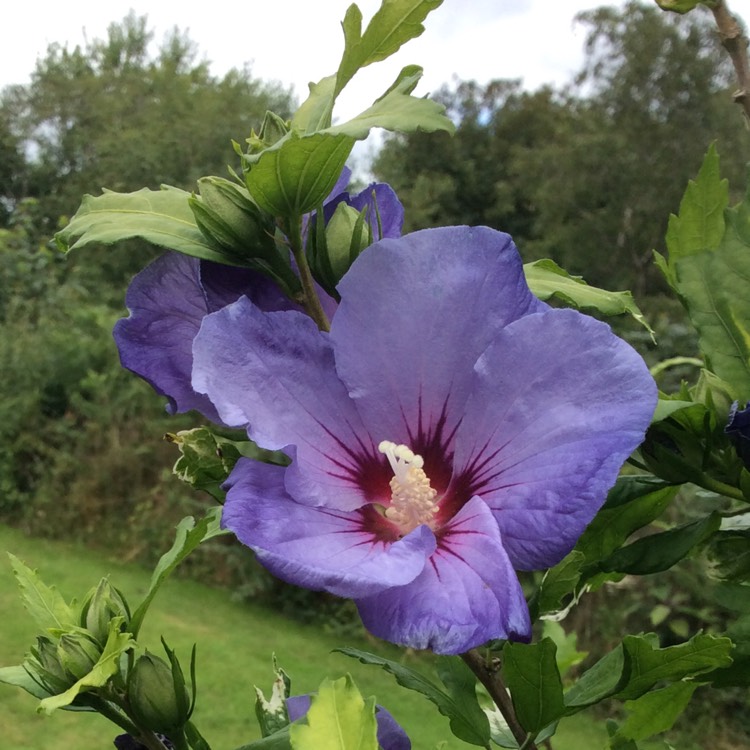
[5,563,199,750]
[24,578,129,697]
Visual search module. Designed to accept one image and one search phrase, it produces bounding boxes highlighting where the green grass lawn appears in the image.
[0,523,610,750]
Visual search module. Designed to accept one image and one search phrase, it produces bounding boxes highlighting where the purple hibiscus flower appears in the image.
[113,170,402,423]
[286,695,410,750]
[189,226,657,654]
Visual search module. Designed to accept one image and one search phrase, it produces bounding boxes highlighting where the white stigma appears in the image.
[378,440,439,534]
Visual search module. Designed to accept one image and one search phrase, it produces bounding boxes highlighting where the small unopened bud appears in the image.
[128,652,190,734]
[325,202,371,279]
[26,636,72,693]
[57,632,101,680]
[81,578,131,644]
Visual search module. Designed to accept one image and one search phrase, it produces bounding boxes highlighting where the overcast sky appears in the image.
[2,0,749,170]
[0,1,639,107]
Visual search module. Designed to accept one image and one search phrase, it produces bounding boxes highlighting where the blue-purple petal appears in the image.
[114,253,298,423]
[222,458,434,597]
[324,182,404,240]
[451,308,657,570]
[371,705,412,750]
[327,167,352,204]
[114,253,224,422]
[355,498,531,654]
[726,401,750,469]
[193,297,378,510]
[330,226,546,451]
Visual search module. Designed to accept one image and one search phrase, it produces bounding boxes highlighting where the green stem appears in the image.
[649,356,703,379]
[168,729,191,750]
[283,216,331,332]
[461,649,538,750]
[721,506,750,517]
[694,472,744,501]
[711,0,750,123]
[101,687,172,750]
[84,695,141,736]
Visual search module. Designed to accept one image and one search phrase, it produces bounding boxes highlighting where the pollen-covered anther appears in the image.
[378,440,439,534]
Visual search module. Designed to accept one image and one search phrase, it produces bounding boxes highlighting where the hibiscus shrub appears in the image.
[3,2,750,750]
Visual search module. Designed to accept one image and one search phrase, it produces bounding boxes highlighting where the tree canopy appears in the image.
[0,12,294,237]
[374,1,750,296]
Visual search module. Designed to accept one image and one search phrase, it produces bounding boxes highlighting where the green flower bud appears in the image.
[128,651,190,734]
[324,202,371,280]
[188,177,301,298]
[57,632,102,681]
[80,578,131,645]
[248,110,290,155]
[26,636,72,693]
[690,369,734,424]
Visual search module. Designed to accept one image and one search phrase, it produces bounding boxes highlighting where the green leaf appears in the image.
[289,675,377,750]
[713,581,750,614]
[600,512,721,575]
[616,633,732,701]
[702,654,750,687]
[55,186,231,263]
[185,721,213,750]
[245,132,354,217]
[326,66,455,140]
[574,477,679,570]
[334,0,443,97]
[564,645,625,710]
[651,398,695,423]
[542,621,587,677]
[659,145,750,397]
[502,639,565,734]
[292,75,338,134]
[533,551,584,618]
[607,728,640,750]
[336,647,490,746]
[674,236,750,398]
[38,617,135,713]
[523,259,653,338]
[484,714,557,750]
[434,657,491,747]
[0,665,54,701]
[483,708,520,749]
[617,682,697,742]
[707,529,750,582]
[664,143,728,264]
[8,554,76,632]
[292,0,444,133]
[0,658,97,711]
[129,508,224,637]
[236,726,293,750]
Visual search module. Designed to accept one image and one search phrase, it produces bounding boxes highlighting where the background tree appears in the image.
[375,1,750,297]
[0,12,294,284]
[0,14,294,561]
